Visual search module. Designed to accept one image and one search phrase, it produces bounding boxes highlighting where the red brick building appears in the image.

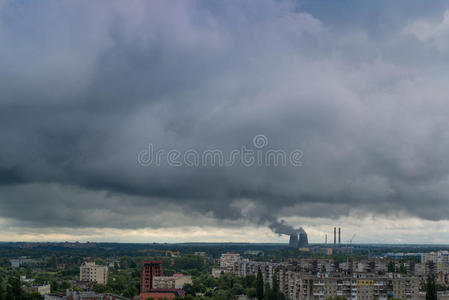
[139,289,185,300]
[140,261,163,292]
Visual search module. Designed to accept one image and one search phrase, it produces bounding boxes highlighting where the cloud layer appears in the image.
[1,0,449,241]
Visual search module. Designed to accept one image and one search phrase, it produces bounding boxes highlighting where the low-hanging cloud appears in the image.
[1,0,449,235]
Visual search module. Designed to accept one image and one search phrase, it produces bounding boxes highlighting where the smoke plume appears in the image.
[269,219,305,236]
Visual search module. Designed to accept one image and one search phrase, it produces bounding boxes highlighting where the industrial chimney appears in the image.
[333,227,336,248]
[338,227,341,248]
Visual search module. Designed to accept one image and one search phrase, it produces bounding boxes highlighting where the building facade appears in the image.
[79,262,108,285]
[220,253,241,269]
[25,284,51,295]
[277,271,420,300]
[153,274,192,289]
[233,260,281,287]
[140,261,163,292]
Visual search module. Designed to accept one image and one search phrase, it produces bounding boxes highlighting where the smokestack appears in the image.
[325,234,327,245]
[334,227,337,248]
[338,227,341,248]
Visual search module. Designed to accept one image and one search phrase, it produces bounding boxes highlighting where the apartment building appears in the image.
[277,270,420,300]
[278,269,310,300]
[80,262,108,285]
[233,260,282,287]
[220,252,241,269]
[140,261,163,292]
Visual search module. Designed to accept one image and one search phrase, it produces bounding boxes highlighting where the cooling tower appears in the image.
[289,233,299,248]
[298,231,308,248]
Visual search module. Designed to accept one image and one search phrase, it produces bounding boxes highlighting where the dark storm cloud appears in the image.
[1,0,449,230]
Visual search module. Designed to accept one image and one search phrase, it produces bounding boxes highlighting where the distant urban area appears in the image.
[0,229,448,300]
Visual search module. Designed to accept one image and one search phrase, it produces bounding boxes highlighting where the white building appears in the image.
[153,274,192,289]
[80,262,108,285]
[44,294,67,300]
[233,260,280,287]
[220,253,240,269]
[10,257,33,268]
[25,284,51,295]
[212,267,230,278]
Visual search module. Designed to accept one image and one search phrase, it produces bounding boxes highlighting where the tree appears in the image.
[93,284,107,293]
[256,268,264,300]
[242,275,256,289]
[59,281,70,291]
[119,256,132,269]
[173,255,204,273]
[231,282,244,295]
[48,254,57,268]
[264,282,272,300]
[50,280,59,293]
[24,292,44,300]
[245,287,256,298]
[6,274,24,300]
[123,285,138,298]
[0,258,10,268]
[272,275,279,300]
[399,263,407,274]
[214,289,233,300]
[183,283,196,296]
[0,281,5,300]
[426,274,437,300]
[387,261,395,273]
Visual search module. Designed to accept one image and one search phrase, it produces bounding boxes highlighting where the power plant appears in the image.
[288,227,308,248]
[268,219,308,248]
[338,227,341,248]
[283,225,349,251]
[283,225,351,254]
[333,227,342,249]
[288,232,298,247]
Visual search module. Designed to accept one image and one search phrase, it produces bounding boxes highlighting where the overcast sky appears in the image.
[2,0,449,243]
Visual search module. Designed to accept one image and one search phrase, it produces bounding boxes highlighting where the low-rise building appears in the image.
[153,274,192,289]
[45,294,67,300]
[194,252,206,257]
[47,289,128,300]
[139,289,185,300]
[10,257,33,268]
[25,284,51,295]
[212,267,230,278]
[244,250,264,256]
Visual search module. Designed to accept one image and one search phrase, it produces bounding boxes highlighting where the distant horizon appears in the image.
[2,240,449,247]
